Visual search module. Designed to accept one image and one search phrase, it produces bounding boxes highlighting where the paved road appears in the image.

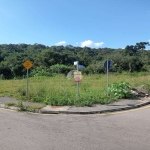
[0,106,150,150]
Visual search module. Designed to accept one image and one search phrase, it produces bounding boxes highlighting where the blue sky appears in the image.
[0,0,150,48]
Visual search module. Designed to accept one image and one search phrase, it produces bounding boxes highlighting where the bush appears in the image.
[108,81,133,99]
[50,64,73,74]
[30,66,53,77]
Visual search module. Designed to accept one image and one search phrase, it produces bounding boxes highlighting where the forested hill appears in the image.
[0,42,149,79]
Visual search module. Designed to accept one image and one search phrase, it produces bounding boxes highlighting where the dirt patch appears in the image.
[51,106,63,108]
[131,85,149,97]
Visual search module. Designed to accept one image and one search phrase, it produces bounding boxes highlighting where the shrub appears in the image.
[50,64,73,74]
[108,81,133,99]
[30,66,53,77]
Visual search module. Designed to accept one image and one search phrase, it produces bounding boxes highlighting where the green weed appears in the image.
[108,81,133,99]
[6,102,17,107]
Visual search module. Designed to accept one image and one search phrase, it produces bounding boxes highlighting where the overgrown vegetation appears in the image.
[1,73,150,106]
[6,101,44,112]
[0,42,150,106]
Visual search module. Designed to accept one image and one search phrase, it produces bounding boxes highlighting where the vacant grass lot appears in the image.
[0,72,150,106]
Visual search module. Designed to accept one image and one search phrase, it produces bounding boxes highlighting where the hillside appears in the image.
[0,42,149,79]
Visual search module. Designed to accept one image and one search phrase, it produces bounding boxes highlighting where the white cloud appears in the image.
[81,40,93,47]
[148,39,150,42]
[81,40,104,47]
[94,42,104,47]
[55,41,66,45]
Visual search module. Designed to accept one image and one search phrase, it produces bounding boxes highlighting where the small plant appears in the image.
[18,87,26,96]
[108,81,133,99]
[17,101,26,111]
[6,102,17,107]
[25,105,44,112]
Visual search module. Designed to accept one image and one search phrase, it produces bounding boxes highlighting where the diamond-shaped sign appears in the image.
[23,60,33,70]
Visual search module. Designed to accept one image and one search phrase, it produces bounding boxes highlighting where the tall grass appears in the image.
[0,72,150,106]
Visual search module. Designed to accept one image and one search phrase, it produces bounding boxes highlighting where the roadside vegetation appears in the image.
[0,72,150,106]
[0,42,150,106]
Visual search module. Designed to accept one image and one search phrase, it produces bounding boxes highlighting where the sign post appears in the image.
[104,60,113,97]
[74,61,81,98]
[75,61,79,98]
[74,61,84,98]
[23,60,33,99]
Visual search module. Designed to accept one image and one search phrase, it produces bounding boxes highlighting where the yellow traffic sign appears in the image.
[23,60,33,70]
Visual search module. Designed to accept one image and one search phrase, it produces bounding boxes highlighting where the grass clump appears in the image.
[6,102,17,107]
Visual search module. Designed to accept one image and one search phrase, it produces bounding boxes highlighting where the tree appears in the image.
[125,45,137,56]
[125,42,149,55]
[135,42,149,52]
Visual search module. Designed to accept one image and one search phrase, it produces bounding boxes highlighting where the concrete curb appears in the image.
[40,101,150,115]
[0,104,18,111]
[1,101,150,115]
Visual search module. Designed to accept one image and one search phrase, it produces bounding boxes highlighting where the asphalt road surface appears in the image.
[0,106,150,150]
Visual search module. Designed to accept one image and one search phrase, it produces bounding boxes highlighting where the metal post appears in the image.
[26,69,29,100]
[106,60,109,97]
[76,61,79,98]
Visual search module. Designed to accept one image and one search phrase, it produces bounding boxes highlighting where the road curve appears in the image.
[0,106,150,150]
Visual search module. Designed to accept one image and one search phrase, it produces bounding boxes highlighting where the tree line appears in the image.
[0,42,149,79]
